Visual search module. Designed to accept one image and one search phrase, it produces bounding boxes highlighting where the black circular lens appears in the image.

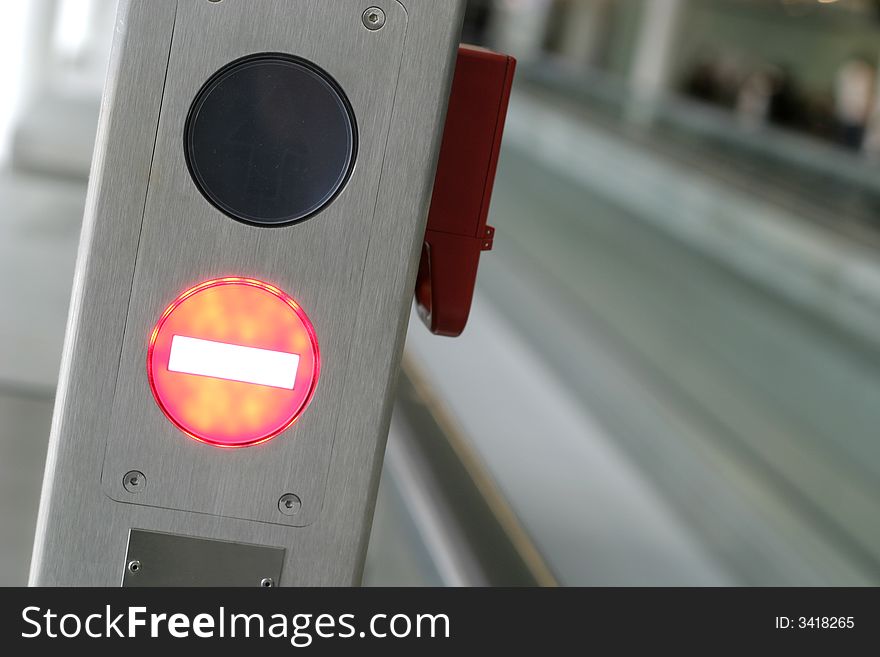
[185,54,357,226]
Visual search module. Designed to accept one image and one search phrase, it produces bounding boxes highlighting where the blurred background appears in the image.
[2,0,880,586]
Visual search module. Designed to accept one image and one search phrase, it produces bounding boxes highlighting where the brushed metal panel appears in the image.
[32,0,466,586]
[30,0,181,585]
[102,0,409,527]
[122,529,284,587]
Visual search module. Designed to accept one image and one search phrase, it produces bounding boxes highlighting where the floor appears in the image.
[406,144,880,585]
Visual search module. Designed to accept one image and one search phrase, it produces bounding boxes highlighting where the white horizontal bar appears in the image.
[167,335,300,390]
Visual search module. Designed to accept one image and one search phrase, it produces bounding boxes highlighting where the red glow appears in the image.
[147,277,320,448]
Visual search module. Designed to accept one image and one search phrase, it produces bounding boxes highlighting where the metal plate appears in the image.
[101,0,408,526]
[122,529,284,587]
[31,0,466,586]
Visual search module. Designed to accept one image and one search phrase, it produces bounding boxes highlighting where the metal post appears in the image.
[30,0,466,587]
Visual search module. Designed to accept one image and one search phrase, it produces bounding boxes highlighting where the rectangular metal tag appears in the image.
[122,529,285,587]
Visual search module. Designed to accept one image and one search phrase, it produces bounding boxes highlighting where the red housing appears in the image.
[416,45,516,337]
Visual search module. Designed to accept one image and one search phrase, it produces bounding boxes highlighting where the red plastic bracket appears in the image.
[415,45,516,337]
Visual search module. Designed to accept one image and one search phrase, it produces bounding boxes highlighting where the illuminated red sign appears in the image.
[147,278,319,447]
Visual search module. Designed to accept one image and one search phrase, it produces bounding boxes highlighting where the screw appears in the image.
[128,560,142,574]
[278,493,302,516]
[123,470,146,493]
[260,577,275,588]
[362,7,386,31]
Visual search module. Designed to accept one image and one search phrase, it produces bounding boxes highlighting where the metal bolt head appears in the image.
[362,7,386,31]
[123,470,146,493]
[278,493,302,516]
[128,560,142,574]
[260,577,275,588]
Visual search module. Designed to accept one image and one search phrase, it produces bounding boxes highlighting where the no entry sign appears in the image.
[147,277,320,447]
